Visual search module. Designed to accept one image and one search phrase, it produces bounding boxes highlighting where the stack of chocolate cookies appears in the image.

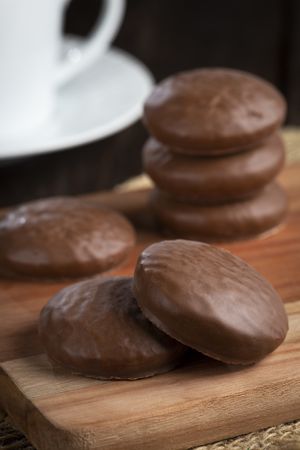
[143,68,288,241]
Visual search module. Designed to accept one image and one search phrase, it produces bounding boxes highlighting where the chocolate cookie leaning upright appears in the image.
[133,240,288,365]
[144,68,286,155]
[0,197,136,278]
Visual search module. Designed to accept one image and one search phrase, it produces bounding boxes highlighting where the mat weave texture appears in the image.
[1,127,300,450]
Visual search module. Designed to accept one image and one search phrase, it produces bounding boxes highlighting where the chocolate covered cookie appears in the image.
[152,182,287,241]
[39,276,186,380]
[0,197,136,278]
[133,240,288,365]
[143,134,285,204]
[144,68,286,154]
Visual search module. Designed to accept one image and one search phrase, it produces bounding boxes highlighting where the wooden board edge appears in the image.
[0,366,88,450]
[1,359,300,450]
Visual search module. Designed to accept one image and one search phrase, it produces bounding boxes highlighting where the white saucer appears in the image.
[0,47,154,160]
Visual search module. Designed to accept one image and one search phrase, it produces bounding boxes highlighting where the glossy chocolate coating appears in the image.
[152,182,288,242]
[0,197,136,278]
[143,134,285,204]
[144,68,286,154]
[39,276,186,380]
[133,240,288,365]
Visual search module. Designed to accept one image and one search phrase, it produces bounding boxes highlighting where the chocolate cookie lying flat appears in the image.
[152,182,287,242]
[39,276,186,380]
[144,68,286,155]
[133,240,288,365]
[0,197,136,278]
[143,134,285,204]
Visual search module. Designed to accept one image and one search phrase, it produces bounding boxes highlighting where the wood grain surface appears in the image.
[0,301,299,450]
[0,163,300,449]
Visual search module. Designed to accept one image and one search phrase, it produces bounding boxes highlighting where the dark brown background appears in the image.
[2,0,299,206]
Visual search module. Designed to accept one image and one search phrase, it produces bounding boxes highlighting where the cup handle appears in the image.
[56,0,125,85]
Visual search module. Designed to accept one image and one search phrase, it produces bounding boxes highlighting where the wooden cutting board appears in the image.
[0,164,300,450]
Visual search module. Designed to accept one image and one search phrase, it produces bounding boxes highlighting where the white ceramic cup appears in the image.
[0,0,125,137]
